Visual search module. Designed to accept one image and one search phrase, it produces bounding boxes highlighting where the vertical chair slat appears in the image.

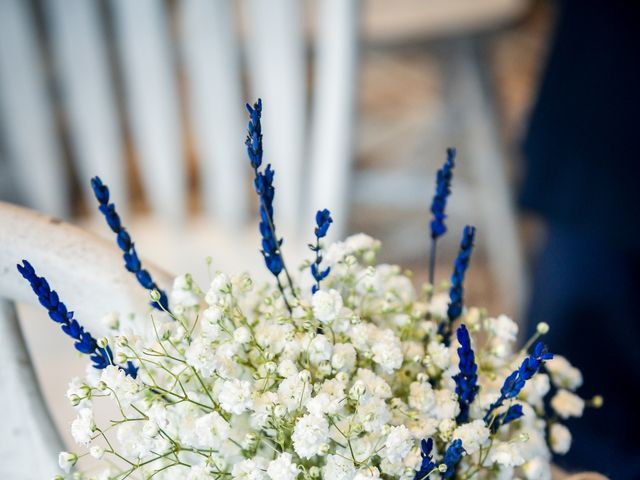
[0,0,69,218]
[307,0,360,241]
[179,0,247,228]
[45,0,127,215]
[110,0,186,223]
[0,300,64,479]
[243,0,306,236]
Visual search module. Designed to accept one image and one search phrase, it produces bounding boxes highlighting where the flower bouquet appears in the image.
[19,100,598,480]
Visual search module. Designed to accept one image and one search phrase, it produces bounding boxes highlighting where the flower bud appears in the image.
[89,445,104,459]
[58,452,77,473]
[536,322,550,334]
[438,464,448,473]
[318,443,330,456]
[591,395,603,408]
[298,370,312,383]
[264,361,277,374]
[69,394,81,407]
[115,351,128,364]
[97,381,107,391]
[97,337,109,349]
[309,466,321,478]
[150,289,161,303]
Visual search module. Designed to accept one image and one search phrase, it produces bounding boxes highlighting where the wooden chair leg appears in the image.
[441,38,527,317]
[0,299,65,478]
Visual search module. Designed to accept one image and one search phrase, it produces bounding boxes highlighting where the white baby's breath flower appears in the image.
[488,441,525,467]
[99,365,139,404]
[485,315,518,342]
[309,334,333,364]
[233,326,251,344]
[323,454,356,480]
[267,452,299,480]
[89,445,105,459]
[550,389,584,419]
[187,464,212,480]
[408,381,435,412]
[171,274,200,307]
[185,338,217,377]
[312,289,343,324]
[546,356,583,390]
[58,452,77,473]
[427,341,450,370]
[331,343,357,372]
[71,408,94,446]
[522,458,552,480]
[195,411,230,448]
[521,373,551,405]
[549,423,572,454]
[232,457,268,480]
[434,389,460,420]
[292,414,329,459]
[452,419,490,455]
[278,374,312,412]
[353,466,380,480]
[371,331,403,373]
[219,379,253,414]
[384,425,413,464]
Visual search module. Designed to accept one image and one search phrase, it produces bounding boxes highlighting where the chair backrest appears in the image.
[0,0,358,239]
[0,201,173,477]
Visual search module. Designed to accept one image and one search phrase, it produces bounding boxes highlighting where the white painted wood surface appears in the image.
[110,0,186,222]
[45,0,127,215]
[179,0,247,228]
[0,202,172,335]
[307,0,360,241]
[0,299,64,479]
[243,0,307,236]
[0,0,69,218]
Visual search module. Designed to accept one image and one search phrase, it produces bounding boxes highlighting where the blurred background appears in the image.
[1,0,638,477]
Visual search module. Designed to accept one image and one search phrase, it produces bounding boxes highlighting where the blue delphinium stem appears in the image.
[413,438,437,480]
[246,99,297,312]
[453,324,479,422]
[490,403,524,433]
[17,260,137,377]
[440,439,465,479]
[428,148,456,288]
[484,342,553,424]
[90,177,169,311]
[310,209,333,294]
[439,225,476,345]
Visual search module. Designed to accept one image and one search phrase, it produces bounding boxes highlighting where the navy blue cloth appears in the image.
[521,1,640,477]
[526,226,640,478]
[521,0,640,250]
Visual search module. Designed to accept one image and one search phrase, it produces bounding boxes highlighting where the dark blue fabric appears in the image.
[525,225,640,478]
[521,2,640,476]
[521,0,640,251]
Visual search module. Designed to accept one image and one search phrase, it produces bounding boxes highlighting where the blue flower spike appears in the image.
[440,439,465,479]
[439,225,476,345]
[16,260,137,377]
[484,341,553,424]
[90,177,168,311]
[413,438,436,480]
[245,99,297,312]
[310,209,333,294]
[453,324,479,422]
[428,148,456,286]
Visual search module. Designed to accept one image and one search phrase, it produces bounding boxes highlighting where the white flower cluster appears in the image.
[56,234,588,480]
